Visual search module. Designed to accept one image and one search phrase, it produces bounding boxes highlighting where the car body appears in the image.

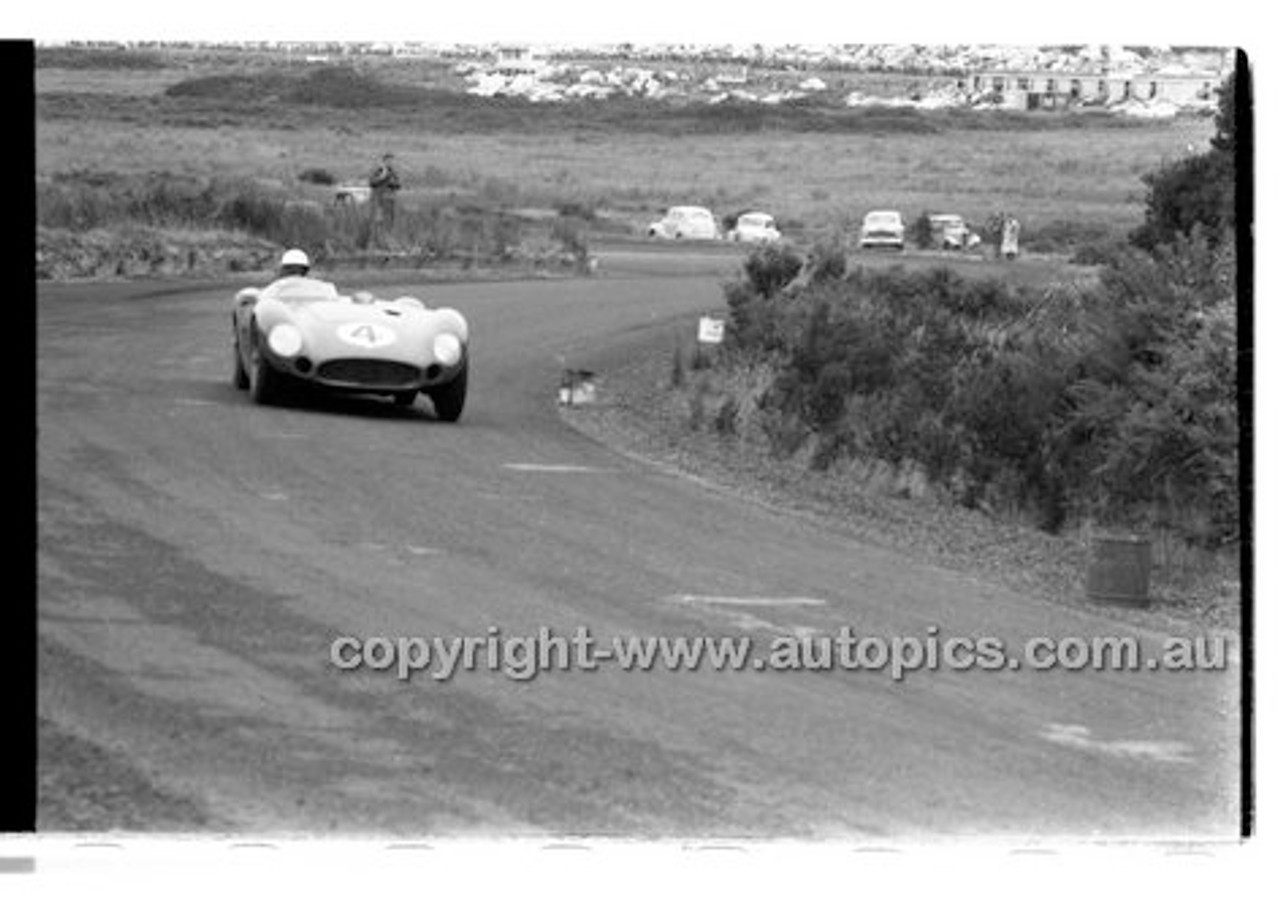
[927,213,978,250]
[728,211,782,244]
[858,210,906,250]
[647,206,720,240]
[333,184,371,205]
[231,275,469,421]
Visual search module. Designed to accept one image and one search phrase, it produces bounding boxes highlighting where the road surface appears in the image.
[37,249,1240,838]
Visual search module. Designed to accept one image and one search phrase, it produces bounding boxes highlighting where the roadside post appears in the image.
[558,368,597,407]
[695,315,725,368]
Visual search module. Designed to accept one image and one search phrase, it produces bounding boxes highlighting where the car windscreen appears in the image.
[263,280,341,303]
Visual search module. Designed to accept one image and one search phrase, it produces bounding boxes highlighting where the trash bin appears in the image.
[1085,534,1152,606]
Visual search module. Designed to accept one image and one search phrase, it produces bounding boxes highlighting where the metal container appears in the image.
[1085,534,1153,606]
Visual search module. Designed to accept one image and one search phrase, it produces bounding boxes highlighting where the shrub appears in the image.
[298,167,337,186]
[741,244,804,298]
[714,233,1238,545]
[1129,68,1239,251]
[805,239,848,284]
[555,200,597,221]
[910,212,934,249]
[1021,219,1114,254]
[551,216,590,261]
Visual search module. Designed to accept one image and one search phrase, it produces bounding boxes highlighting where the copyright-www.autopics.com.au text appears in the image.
[328,626,1230,683]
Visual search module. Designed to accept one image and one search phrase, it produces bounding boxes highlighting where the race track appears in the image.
[37,249,1240,838]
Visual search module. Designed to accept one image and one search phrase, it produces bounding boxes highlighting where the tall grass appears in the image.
[36,170,534,263]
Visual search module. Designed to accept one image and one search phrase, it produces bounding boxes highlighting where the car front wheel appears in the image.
[232,335,250,390]
[428,363,468,423]
[248,335,283,406]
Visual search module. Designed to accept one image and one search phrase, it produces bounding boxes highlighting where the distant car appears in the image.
[333,184,371,205]
[859,210,905,250]
[231,276,470,421]
[728,211,782,244]
[927,214,978,250]
[647,206,720,240]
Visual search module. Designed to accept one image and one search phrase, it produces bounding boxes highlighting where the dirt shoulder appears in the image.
[38,716,220,833]
[559,328,1242,638]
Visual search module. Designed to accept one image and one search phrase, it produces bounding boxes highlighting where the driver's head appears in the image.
[278,248,311,277]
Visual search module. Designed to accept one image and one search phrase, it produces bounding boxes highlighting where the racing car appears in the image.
[231,275,469,421]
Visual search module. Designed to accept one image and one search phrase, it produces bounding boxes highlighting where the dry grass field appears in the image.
[35,50,1218,244]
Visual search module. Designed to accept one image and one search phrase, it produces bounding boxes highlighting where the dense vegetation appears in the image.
[711,74,1242,549]
[36,170,589,272]
[1131,69,1241,251]
[37,63,1163,137]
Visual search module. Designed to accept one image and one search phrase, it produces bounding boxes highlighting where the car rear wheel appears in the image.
[428,363,468,423]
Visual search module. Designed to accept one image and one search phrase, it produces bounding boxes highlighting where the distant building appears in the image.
[491,45,547,77]
[969,69,1225,110]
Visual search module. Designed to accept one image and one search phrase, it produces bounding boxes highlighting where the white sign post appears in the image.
[697,316,725,345]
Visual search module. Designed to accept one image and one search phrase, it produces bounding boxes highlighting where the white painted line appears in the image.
[503,463,611,474]
[404,545,442,556]
[721,612,782,632]
[788,625,822,639]
[173,398,217,406]
[1039,723,1194,765]
[664,594,827,608]
[662,595,827,636]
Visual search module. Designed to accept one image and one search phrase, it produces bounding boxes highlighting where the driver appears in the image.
[276,248,314,280]
[266,249,339,298]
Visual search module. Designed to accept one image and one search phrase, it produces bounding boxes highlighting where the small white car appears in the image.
[859,210,905,250]
[333,184,371,205]
[927,214,978,250]
[728,211,781,244]
[647,206,720,241]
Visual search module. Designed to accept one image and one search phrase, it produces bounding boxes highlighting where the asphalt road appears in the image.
[37,249,1240,838]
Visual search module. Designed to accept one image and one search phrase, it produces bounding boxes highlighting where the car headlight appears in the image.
[267,323,304,357]
[432,333,463,367]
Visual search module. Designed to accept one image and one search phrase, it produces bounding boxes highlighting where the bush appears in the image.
[1129,69,1238,251]
[714,233,1238,545]
[741,244,804,298]
[298,167,337,186]
[910,212,934,249]
[1021,219,1114,254]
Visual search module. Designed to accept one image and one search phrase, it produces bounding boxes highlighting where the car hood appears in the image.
[256,297,468,364]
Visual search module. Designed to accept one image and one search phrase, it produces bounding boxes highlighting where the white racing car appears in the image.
[231,276,469,421]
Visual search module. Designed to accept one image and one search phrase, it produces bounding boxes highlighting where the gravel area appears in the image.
[560,341,1243,639]
[38,717,221,833]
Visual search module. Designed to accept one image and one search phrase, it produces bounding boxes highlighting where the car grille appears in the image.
[316,359,421,387]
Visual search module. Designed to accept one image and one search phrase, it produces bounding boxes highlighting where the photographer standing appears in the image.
[368,152,401,247]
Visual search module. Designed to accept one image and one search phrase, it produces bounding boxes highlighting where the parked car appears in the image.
[728,211,782,244]
[647,206,720,240]
[927,214,979,250]
[232,276,470,421]
[333,184,371,205]
[858,210,905,250]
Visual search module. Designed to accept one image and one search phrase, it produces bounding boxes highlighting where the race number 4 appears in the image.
[337,322,396,348]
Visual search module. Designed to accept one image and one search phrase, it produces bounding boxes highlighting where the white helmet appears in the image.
[281,248,310,269]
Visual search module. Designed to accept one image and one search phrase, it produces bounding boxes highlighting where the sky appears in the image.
[4,1,1263,48]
